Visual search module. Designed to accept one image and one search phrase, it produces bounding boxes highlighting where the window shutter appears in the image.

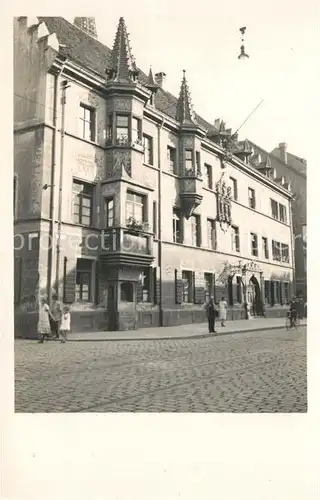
[153,267,160,305]
[279,281,284,305]
[260,277,265,304]
[63,257,76,304]
[270,281,275,305]
[14,257,22,305]
[232,280,238,304]
[175,269,183,304]
[95,260,100,305]
[136,279,143,303]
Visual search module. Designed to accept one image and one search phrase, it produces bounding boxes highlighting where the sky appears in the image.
[68,0,317,166]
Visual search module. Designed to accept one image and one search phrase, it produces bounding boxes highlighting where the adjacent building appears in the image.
[14,16,297,335]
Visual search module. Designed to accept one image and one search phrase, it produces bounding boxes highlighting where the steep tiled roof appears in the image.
[38,17,217,133]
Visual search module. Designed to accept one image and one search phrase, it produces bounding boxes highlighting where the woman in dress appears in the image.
[37,297,52,343]
[219,296,228,327]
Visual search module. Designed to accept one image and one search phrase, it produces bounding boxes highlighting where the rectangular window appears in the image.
[181,270,193,303]
[76,258,93,301]
[248,188,256,209]
[190,215,201,247]
[236,276,242,303]
[185,149,193,172]
[143,135,153,165]
[204,164,213,189]
[229,177,238,200]
[207,219,216,250]
[271,199,279,219]
[262,237,269,259]
[105,198,114,227]
[281,243,289,263]
[153,201,157,237]
[196,151,201,175]
[79,103,96,142]
[167,146,177,174]
[272,240,281,261]
[132,117,142,144]
[116,115,129,144]
[231,225,240,252]
[72,180,94,226]
[126,191,146,223]
[251,232,258,256]
[173,208,182,243]
[279,204,287,223]
[204,272,214,301]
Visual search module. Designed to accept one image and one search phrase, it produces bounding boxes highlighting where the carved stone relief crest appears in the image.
[114,98,132,112]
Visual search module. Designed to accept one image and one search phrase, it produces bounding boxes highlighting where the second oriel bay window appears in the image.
[172,208,182,243]
[72,180,94,226]
[126,191,146,224]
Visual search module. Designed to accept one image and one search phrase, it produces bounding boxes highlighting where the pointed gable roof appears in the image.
[73,17,97,38]
[146,66,158,92]
[176,70,197,125]
[107,17,138,82]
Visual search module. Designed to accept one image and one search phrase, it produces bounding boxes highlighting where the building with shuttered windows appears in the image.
[14,16,296,334]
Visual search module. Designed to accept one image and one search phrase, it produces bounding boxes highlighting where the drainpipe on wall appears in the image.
[55,78,70,300]
[157,117,165,326]
[47,58,67,305]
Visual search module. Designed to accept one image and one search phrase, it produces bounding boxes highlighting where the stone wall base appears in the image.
[15,305,291,338]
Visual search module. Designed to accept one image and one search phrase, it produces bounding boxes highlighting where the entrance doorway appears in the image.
[248,275,263,316]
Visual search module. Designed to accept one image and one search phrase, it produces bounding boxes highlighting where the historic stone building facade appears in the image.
[14,17,296,335]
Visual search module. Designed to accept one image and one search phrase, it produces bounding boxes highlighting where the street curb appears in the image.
[66,323,306,343]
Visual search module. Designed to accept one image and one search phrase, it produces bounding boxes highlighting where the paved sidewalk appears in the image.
[66,317,307,342]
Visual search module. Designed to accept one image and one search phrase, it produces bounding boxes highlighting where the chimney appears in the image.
[279,142,287,164]
[154,72,166,89]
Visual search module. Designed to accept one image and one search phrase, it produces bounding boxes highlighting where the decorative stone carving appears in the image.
[114,98,131,112]
[183,136,194,148]
[216,172,232,231]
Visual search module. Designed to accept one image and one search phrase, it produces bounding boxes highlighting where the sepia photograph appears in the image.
[14,13,307,414]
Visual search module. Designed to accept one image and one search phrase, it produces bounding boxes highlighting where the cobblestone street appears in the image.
[15,327,307,413]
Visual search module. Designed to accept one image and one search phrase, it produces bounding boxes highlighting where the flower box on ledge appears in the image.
[126,217,150,234]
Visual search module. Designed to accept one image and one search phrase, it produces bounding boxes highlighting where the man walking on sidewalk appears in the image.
[205,296,218,333]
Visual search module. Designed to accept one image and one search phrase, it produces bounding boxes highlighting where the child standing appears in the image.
[60,306,71,343]
[37,298,51,343]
